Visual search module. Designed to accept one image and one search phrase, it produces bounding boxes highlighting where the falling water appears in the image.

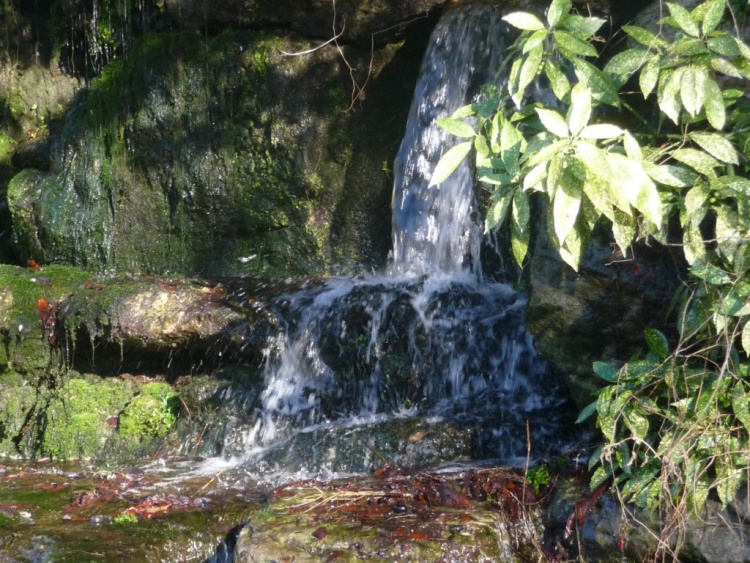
[212,4,575,477]
[390,4,509,276]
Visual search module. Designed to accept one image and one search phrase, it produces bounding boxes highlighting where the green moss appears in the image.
[0,134,14,163]
[0,379,39,456]
[42,377,137,460]
[119,381,180,441]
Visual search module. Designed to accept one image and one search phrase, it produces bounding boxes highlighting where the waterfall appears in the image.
[390,4,509,276]
[214,4,576,477]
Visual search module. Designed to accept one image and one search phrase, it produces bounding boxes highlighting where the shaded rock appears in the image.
[162,0,447,44]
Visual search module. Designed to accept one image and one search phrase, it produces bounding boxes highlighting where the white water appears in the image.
[192,4,574,480]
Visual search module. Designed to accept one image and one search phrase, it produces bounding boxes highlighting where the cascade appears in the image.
[216,3,575,477]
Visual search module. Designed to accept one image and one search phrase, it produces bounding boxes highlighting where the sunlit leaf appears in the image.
[707,35,740,57]
[644,163,697,187]
[545,59,571,100]
[644,328,670,359]
[672,148,721,177]
[524,161,548,190]
[735,383,750,432]
[639,58,660,99]
[658,67,685,124]
[689,132,738,164]
[579,123,623,139]
[680,65,708,117]
[554,30,598,57]
[683,220,706,265]
[511,221,530,265]
[623,130,642,161]
[429,141,472,186]
[536,107,569,137]
[623,408,650,441]
[436,117,476,138]
[704,77,726,130]
[604,48,649,78]
[553,167,582,246]
[612,207,636,255]
[667,2,700,37]
[568,84,592,135]
[622,25,668,49]
[574,59,620,106]
[450,104,475,119]
[502,11,546,31]
[699,0,725,35]
[607,153,662,226]
[523,29,549,54]
[690,261,731,284]
[517,44,544,103]
[547,0,572,27]
[485,190,513,231]
[559,14,606,39]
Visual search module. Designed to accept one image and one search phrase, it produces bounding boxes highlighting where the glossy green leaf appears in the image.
[502,11,546,31]
[710,57,743,78]
[545,60,571,101]
[672,148,721,177]
[644,163,697,188]
[516,44,544,103]
[612,208,636,255]
[429,141,472,186]
[689,132,738,164]
[667,2,700,37]
[436,117,476,138]
[579,123,623,139]
[644,328,670,359]
[707,35,740,57]
[681,65,708,117]
[622,25,668,49]
[704,77,726,130]
[536,107,569,137]
[568,84,592,135]
[485,190,513,231]
[690,261,731,284]
[512,188,530,231]
[700,0,725,35]
[639,58,660,98]
[511,221,530,265]
[683,220,706,265]
[683,184,710,227]
[716,461,745,509]
[604,48,649,77]
[623,408,650,441]
[523,29,550,54]
[607,152,662,226]
[735,383,750,431]
[658,67,685,124]
[450,104,475,119]
[555,30,598,57]
[574,59,620,106]
[623,130,642,161]
[560,14,606,39]
[523,161,548,191]
[547,0,572,27]
[553,168,582,246]
[576,400,598,424]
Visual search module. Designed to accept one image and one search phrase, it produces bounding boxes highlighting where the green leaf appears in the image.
[604,48,649,77]
[623,408,650,441]
[554,30,598,58]
[683,220,706,265]
[503,12,546,31]
[644,328,670,359]
[690,261,731,284]
[622,25,668,49]
[716,461,745,509]
[486,190,513,231]
[545,60,571,101]
[612,208,636,255]
[436,118,476,138]
[579,123,623,139]
[590,465,612,489]
[512,188,530,231]
[658,67,686,124]
[689,132,738,164]
[683,184,711,226]
[523,29,549,54]
[450,105,475,119]
[536,108,569,137]
[672,148,721,177]
[700,0,725,35]
[734,383,750,429]
[568,84,592,135]
[576,400,598,424]
[680,65,708,117]
[607,153,662,225]
[547,0,572,27]
[559,14,606,39]
[526,138,566,168]
[704,77,726,130]
[639,58,660,98]
[429,141,472,186]
[667,2,700,37]
[574,59,620,107]
[644,163,698,187]
[524,161,548,191]
[707,35,740,57]
[710,57,743,79]
[623,130,642,161]
[553,167,582,246]
[511,221,530,265]
[516,44,544,103]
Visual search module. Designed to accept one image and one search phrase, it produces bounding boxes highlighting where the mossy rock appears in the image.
[119,381,180,441]
[42,376,138,460]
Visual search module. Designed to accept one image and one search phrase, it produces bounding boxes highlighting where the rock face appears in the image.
[2,1,438,278]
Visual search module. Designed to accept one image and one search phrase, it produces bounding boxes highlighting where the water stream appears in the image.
[200,3,575,483]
